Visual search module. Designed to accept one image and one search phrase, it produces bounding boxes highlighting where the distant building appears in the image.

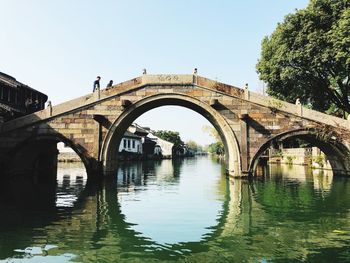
[126,123,158,158]
[119,131,143,154]
[142,137,157,157]
[147,133,174,158]
[119,123,192,160]
[0,71,48,122]
[154,144,162,156]
[128,124,149,137]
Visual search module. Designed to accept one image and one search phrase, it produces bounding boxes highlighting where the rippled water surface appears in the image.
[0,158,349,262]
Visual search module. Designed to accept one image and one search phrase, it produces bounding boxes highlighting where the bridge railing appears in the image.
[246,90,350,130]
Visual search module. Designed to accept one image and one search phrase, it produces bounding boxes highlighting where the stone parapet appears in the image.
[2,74,349,133]
[247,90,350,130]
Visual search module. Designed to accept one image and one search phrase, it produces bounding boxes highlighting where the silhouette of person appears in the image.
[93,76,101,92]
[106,80,113,90]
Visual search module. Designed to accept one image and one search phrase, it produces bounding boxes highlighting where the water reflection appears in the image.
[116,158,225,245]
[0,160,349,262]
[56,162,87,207]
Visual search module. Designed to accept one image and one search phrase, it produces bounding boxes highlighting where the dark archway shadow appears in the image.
[1,134,91,208]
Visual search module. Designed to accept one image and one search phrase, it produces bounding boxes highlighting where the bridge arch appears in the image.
[101,93,241,176]
[6,133,91,177]
[2,134,91,206]
[249,128,350,175]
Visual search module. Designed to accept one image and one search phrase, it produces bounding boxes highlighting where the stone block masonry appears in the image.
[0,74,350,178]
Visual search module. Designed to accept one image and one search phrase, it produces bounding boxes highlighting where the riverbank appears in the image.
[58,153,81,162]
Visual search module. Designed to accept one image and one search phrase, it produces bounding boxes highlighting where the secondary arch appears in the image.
[249,128,350,175]
[6,133,91,177]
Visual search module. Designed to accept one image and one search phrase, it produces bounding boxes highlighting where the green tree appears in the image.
[186,140,202,152]
[153,130,184,147]
[202,125,224,155]
[207,142,224,155]
[256,0,350,117]
[202,125,221,142]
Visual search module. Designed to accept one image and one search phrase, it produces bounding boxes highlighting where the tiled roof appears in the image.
[123,130,142,139]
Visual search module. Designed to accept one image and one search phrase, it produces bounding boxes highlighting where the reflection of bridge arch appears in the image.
[3,173,349,262]
[63,175,350,261]
[101,93,240,176]
[249,128,350,175]
[94,174,234,259]
[79,175,266,260]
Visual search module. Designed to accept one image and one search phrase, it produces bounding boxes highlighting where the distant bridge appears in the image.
[1,74,350,178]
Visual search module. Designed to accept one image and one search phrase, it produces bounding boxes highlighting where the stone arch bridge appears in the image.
[1,74,350,178]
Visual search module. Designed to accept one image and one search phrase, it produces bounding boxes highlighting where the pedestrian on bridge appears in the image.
[106,80,113,90]
[93,76,101,92]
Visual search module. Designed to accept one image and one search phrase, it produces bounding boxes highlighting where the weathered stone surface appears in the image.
[0,74,350,177]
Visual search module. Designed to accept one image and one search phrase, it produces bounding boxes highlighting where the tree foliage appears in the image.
[202,125,224,155]
[186,140,203,152]
[256,0,350,116]
[202,125,221,142]
[207,142,224,155]
[153,130,184,147]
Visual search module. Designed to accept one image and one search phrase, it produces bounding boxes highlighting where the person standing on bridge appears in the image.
[93,76,101,92]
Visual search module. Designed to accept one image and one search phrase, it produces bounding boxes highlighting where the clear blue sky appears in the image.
[0,0,308,145]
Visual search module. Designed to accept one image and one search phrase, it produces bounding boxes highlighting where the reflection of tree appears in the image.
[247,174,350,261]
[171,158,183,178]
[253,176,350,220]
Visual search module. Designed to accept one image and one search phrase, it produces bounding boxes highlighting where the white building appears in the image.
[118,123,174,159]
[148,133,174,158]
[118,131,143,154]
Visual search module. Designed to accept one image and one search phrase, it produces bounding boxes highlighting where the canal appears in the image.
[0,157,349,262]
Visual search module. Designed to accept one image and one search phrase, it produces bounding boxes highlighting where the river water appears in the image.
[0,157,349,262]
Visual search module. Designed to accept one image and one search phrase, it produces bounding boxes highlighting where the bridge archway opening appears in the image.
[127,106,220,159]
[250,129,350,177]
[101,94,240,176]
[4,135,89,207]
